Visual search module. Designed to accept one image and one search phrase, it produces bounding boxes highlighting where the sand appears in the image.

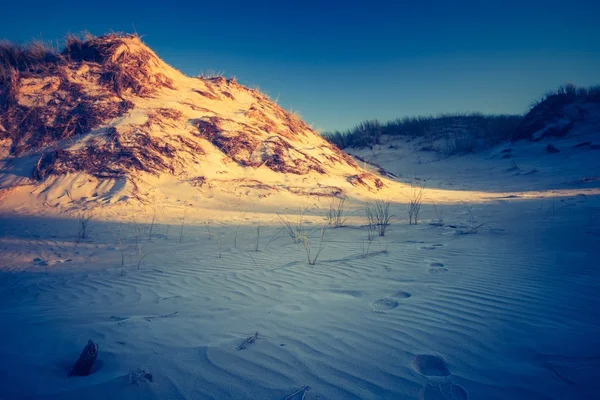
[1,136,600,399]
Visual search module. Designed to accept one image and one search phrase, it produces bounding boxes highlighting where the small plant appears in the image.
[178,203,187,243]
[430,201,445,226]
[217,234,223,258]
[251,221,261,252]
[366,212,377,241]
[114,224,126,276]
[137,252,151,270]
[456,203,484,235]
[365,199,393,236]
[303,227,325,265]
[148,208,156,240]
[361,238,373,256]
[326,196,349,227]
[76,210,94,241]
[408,181,425,225]
[278,208,313,244]
[233,212,247,248]
[131,219,148,268]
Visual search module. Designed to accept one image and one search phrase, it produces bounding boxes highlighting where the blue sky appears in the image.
[2,0,599,132]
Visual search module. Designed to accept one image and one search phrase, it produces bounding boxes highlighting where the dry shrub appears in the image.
[180,101,211,113]
[152,108,183,121]
[284,109,310,135]
[65,33,174,97]
[143,108,183,130]
[193,89,219,100]
[0,39,60,73]
[346,173,385,191]
[347,173,371,187]
[2,81,132,154]
[0,67,20,109]
[195,117,260,166]
[1,33,172,155]
[221,91,235,100]
[259,136,325,174]
[176,135,205,155]
[32,126,183,180]
[194,117,326,175]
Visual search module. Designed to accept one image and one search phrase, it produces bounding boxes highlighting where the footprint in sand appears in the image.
[411,354,451,377]
[428,262,448,275]
[371,298,399,312]
[419,383,468,400]
[390,290,412,299]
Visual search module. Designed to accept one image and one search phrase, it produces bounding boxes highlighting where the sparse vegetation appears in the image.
[365,199,393,237]
[197,70,225,79]
[430,201,445,227]
[278,208,313,244]
[217,233,223,258]
[303,227,325,265]
[456,204,484,235]
[114,224,126,276]
[233,213,247,248]
[408,181,425,225]
[148,208,156,240]
[251,222,261,252]
[513,84,600,141]
[325,195,349,227]
[76,210,94,241]
[178,203,187,243]
[324,113,523,150]
[529,84,600,111]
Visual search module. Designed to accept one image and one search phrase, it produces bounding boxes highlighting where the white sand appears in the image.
[1,132,599,399]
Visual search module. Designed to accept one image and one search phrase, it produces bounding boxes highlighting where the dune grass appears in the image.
[323,113,523,151]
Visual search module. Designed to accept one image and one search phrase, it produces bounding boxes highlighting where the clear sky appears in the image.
[2,0,599,132]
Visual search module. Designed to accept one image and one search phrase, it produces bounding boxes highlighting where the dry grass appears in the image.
[33,125,186,180]
[303,227,325,265]
[194,117,326,175]
[325,195,349,227]
[366,199,393,237]
[278,208,314,244]
[1,33,174,156]
[456,203,484,235]
[408,181,425,225]
[76,209,94,241]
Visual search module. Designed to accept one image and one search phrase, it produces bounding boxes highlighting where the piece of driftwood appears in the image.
[236,332,259,351]
[68,340,98,377]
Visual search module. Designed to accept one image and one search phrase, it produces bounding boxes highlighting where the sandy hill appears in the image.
[513,85,600,144]
[0,33,385,211]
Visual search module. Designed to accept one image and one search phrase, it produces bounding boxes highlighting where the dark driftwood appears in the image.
[68,340,98,377]
[236,332,259,351]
